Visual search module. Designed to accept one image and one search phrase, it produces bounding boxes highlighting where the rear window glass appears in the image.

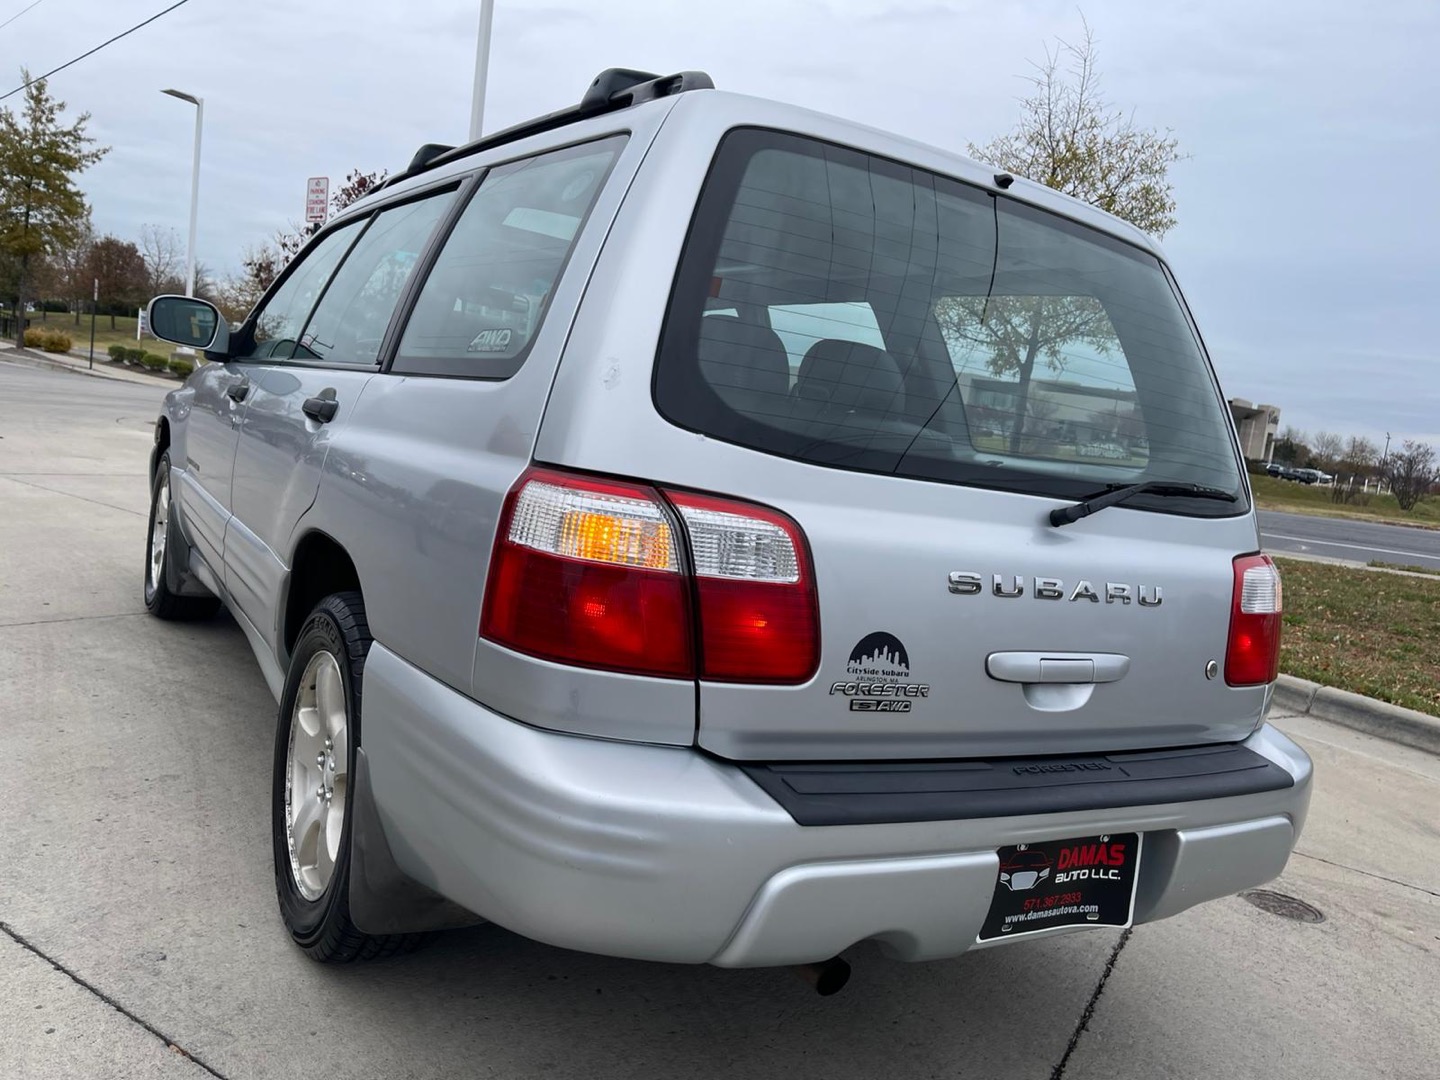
[655,129,1244,514]
[393,136,625,378]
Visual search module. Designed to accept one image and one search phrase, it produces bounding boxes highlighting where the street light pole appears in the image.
[162,89,204,297]
[468,0,495,141]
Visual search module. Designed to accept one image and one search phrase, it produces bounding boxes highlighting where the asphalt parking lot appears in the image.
[2,361,1437,1080]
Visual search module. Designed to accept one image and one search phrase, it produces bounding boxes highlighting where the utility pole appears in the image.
[469,0,495,141]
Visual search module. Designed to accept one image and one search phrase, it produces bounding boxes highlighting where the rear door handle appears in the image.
[986,652,1130,684]
[302,394,339,423]
[225,379,250,402]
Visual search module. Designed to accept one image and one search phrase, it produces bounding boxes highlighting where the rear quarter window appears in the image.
[392,136,626,379]
[654,128,1245,516]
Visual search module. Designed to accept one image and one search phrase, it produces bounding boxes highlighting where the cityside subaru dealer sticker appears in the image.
[829,632,930,712]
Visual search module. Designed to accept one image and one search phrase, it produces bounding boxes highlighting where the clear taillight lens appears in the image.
[1226,554,1282,686]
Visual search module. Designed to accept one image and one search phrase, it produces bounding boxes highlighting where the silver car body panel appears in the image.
[290,103,674,700]
[169,360,248,571]
[363,643,1310,966]
[227,364,376,657]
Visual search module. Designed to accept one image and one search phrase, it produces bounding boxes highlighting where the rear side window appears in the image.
[393,136,626,378]
[655,129,1244,514]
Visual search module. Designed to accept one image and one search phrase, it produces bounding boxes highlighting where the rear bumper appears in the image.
[362,644,1312,967]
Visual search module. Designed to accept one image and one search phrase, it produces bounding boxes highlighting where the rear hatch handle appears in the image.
[986,651,1130,684]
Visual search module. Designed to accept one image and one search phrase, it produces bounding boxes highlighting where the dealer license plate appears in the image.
[977,833,1142,942]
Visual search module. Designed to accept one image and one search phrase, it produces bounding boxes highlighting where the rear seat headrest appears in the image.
[795,339,905,416]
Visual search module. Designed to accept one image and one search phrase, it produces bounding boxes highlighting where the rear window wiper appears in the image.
[1050,481,1239,527]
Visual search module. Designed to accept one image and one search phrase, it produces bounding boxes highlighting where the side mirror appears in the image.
[147,295,230,355]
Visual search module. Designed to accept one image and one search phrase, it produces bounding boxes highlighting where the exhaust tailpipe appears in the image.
[794,955,851,996]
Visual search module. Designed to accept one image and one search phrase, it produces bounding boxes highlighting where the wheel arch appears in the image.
[150,416,171,479]
[282,530,364,661]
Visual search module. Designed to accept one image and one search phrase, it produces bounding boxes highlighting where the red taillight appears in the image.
[1226,554,1282,686]
[665,490,819,683]
[480,470,693,678]
[480,469,819,684]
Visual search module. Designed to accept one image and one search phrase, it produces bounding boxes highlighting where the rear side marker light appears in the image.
[481,469,819,684]
[1226,554,1282,686]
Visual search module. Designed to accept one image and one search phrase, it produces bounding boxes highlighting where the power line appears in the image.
[0,0,48,33]
[0,0,191,101]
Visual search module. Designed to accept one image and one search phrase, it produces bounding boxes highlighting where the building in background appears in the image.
[1228,399,1281,463]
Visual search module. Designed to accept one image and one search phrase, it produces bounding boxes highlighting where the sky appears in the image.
[3,0,1437,446]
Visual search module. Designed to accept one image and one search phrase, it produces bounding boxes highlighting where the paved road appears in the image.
[3,361,1438,1080]
[1261,509,1440,571]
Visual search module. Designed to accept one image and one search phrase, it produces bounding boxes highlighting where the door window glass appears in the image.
[292,190,455,366]
[245,221,363,359]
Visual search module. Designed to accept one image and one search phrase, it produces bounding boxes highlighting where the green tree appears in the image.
[0,72,107,345]
[968,19,1183,238]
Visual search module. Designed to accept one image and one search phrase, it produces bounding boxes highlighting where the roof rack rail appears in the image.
[372,68,713,196]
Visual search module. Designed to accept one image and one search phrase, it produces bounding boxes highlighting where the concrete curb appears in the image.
[1274,674,1440,755]
[0,347,167,386]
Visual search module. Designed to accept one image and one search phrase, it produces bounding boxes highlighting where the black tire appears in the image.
[271,591,426,962]
[144,452,221,621]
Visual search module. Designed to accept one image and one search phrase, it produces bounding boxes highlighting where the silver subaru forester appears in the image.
[143,68,1311,988]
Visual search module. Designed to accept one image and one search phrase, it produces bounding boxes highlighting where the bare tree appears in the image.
[968,18,1184,237]
[140,224,184,298]
[1381,440,1439,513]
[191,261,219,304]
[1310,431,1343,468]
[1332,435,1379,504]
[87,235,147,329]
[45,210,94,325]
[1342,435,1378,466]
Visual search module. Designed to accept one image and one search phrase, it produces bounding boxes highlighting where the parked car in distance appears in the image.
[140,67,1311,990]
[1264,462,1284,477]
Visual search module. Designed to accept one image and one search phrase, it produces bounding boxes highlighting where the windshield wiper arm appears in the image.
[1050,481,1238,528]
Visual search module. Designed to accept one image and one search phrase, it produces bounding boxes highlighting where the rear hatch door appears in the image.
[647,128,1263,761]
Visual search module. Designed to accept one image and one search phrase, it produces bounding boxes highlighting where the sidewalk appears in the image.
[0,340,174,387]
